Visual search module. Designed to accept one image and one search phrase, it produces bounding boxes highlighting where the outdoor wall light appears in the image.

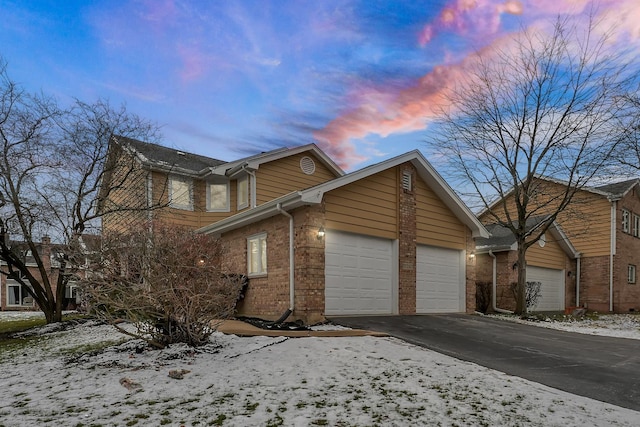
[469,251,475,260]
[317,226,325,240]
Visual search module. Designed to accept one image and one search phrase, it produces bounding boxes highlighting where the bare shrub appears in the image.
[82,222,244,348]
[510,281,542,313]
[475,281,492,314]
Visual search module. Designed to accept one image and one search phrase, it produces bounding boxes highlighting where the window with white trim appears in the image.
[207,182,230,212]
[6,274,33,307]
[247,233,267,276]
[622,209,630,233]
[237,176,249,210]
[629,265,637,284]
[168,176,193,210]
[634,214,640,238]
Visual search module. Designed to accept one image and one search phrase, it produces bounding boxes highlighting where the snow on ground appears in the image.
[487,313,640,340]
[1,312,639,426]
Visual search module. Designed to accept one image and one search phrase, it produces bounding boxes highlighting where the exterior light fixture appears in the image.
[317,226,325,240]
[469,251,475,260]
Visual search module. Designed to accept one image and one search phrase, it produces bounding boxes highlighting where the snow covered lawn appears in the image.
[0,314,639,426]
[488,313,640,340]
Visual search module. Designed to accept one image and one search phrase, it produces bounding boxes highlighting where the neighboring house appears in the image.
[100,136,344,232]
[475,218,579,312]
[479,177,640,313]
[198,151,489,324]
[0,236,83,311]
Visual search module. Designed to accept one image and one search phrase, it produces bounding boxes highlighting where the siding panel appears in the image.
[415,176,466,249]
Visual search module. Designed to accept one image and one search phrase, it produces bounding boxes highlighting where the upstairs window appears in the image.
[169,176,193,210]
[247,233,267,277]
[634,214,640,238]
[622,209,630,234]
[207,182,229,212]
[237,176,249,210]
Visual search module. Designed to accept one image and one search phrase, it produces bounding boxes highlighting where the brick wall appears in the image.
[398,164,416,315]
[614,188,640,312]
[218,204,327,323]
[465,232,476,313]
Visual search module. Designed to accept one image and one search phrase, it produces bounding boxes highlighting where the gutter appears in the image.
[489,250,512,314]
[276,203,295,320]
[610,201,616,312]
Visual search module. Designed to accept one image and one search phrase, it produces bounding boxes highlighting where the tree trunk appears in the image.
[514,243,528,315]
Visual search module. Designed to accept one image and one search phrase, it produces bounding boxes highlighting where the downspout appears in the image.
[610,201,616,312]
[241,164,257,208]
[576,255,581,307]
[276,203,294,322]
[490,250,512,314]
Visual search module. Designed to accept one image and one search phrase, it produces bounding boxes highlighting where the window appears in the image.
[207,182,229,212]
[629,265,637,284]
[169,176,193,210]
[622,209,630,233]
[7,274,33,307]
[237,176,249,210]
[634,214,640,238]
[247,233,267,276]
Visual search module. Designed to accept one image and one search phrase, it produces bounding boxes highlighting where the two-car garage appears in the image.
[324,230,466,316]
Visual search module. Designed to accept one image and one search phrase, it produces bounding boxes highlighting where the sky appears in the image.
[1,0,639,172]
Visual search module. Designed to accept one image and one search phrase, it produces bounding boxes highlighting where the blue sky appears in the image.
[1,0,638,171]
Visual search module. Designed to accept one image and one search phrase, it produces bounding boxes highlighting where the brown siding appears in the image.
[415,175,466,249]
[526,236,567,270]
[255,153,339,205]
[324,168,398,239]
[481,181,612,257]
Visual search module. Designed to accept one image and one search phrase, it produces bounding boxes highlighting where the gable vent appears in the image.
[300,156,316,175]
[402,171,412,191]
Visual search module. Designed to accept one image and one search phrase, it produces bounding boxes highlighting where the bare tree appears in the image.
[82,222,245,348]
[0,57,162,323]
[431,16,636,314]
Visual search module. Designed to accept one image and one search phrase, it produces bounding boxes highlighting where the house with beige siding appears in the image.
[479,177,640,313]
[198,151,488,323]
[475,218,579,313]
[101,137,489,323]
[100,136,343,233]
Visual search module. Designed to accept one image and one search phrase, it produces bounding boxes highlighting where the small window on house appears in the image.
[237,176,249,210]
[169,176,193,210]
[622,209,631,233]
[634,214,640,238]
[207,182,230,212]
[401,171,412,191]
[629,265,637,284]
[247,233,267,276]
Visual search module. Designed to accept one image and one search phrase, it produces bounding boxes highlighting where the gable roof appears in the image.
[475,216,579,258]
[114,135,226,176]
[594,178,639,199]
[113,136,344,179]
[198,150,489,238]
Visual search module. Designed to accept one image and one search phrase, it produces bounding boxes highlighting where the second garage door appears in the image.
[416,245,465,313]
[324,230,396,315]
[526,266,565,312]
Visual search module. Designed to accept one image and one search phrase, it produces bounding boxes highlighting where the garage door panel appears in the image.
[325,231,394,315]
[417,245,464,313]
[526,266,564,312]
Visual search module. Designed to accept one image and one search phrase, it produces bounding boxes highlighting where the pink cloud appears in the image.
[418,0,524,46]
[317,0,640,170]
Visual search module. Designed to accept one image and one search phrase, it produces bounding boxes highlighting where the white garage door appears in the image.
[416,245,465,313]
[325,230,395,315]
[526,266,565,312]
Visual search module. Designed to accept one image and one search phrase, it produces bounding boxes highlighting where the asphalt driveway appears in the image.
[330,314,640,412]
